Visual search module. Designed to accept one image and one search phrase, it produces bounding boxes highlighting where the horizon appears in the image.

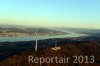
[0,24,100,30]
[0,0,100,29]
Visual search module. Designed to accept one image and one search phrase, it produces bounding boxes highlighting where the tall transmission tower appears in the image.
[35,28,38,52]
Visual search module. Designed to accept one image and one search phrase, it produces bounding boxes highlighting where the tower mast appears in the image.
[35,28,38,52]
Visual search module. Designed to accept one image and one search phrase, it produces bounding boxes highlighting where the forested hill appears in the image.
[0,41,100,66]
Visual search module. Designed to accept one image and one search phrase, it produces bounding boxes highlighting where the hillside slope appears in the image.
[0,41,100,66]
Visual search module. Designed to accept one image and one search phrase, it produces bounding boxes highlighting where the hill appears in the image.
[0,41,100,66]
[0,28,69,37]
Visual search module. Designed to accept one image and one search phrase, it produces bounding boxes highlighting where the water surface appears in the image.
[0,32,87,42]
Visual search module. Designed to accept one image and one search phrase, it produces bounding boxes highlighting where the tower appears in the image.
[35,29,38,52]
[51,39,61,51]
[35,32,38,52]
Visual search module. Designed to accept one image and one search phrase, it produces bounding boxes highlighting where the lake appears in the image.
[0,32,87,42]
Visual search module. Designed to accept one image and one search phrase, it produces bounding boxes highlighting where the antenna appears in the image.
[35,28,38,52]
[51,39,61,51]
[55,40,57,47]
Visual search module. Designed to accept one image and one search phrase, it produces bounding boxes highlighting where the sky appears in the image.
[0,0,100,29]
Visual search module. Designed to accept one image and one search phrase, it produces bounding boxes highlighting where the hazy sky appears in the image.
[0,0,100,28]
